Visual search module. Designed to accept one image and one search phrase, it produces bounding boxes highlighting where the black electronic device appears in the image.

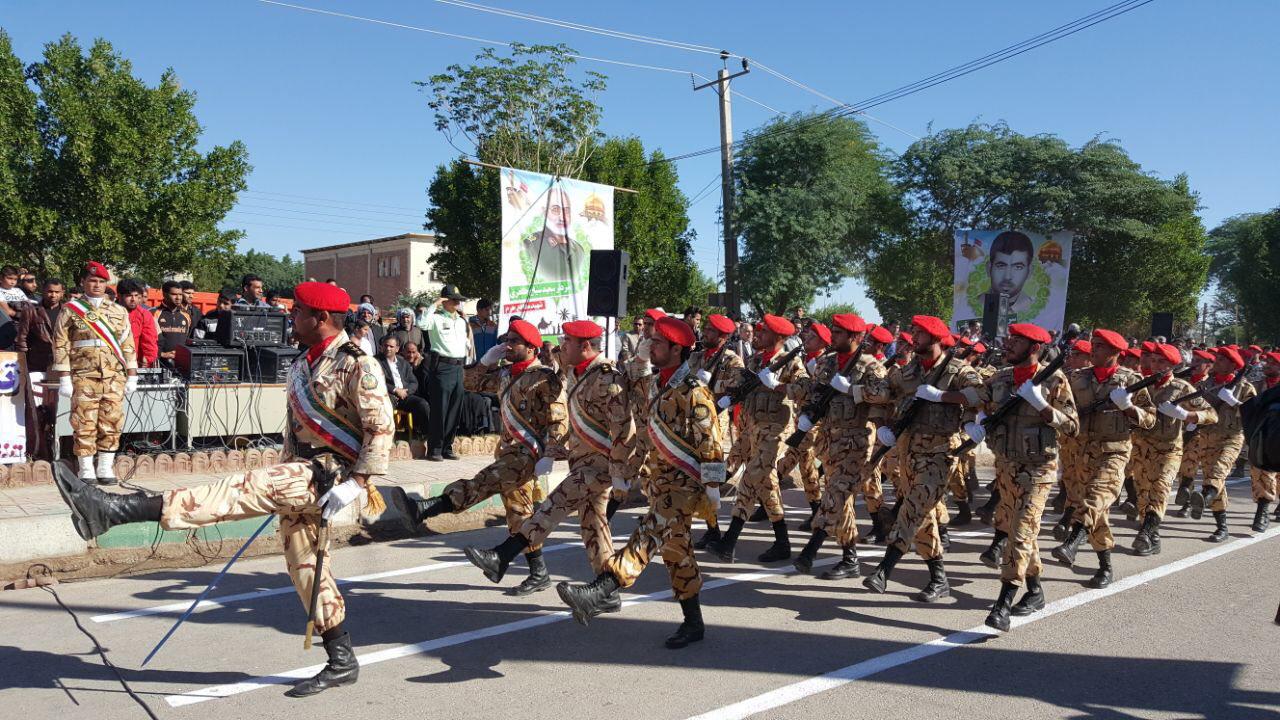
[175,344,243,384]
[586,249,630,317]
[135,367,167,386]
[215,308,289,348]
[1150,312,1174,340]
[981,292,1001,340]
[247,345,302,384]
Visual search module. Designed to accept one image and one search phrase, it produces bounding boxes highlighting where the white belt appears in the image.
[73,339,106,348]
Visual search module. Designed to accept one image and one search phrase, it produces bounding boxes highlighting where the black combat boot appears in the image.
[979,531,1008,569]
[862,545,905,594]
[758,520,792,562]
[463,533,529,584]
[556,572,622,626]
[1252,502,1271,533]
[1189,486,1218,521]
[707,516,745,562]
[285,630,359,697]
[938,524,952,552]
[665,595,705,649]
[693,525,721,550]
[1174,476,1193,506]
[984,581,1019,632]
[1087,550,1113,588]
[1010,575,1046,617]
[1052,507,1075,542]
[1119,476,1138,521]
[1274,504,1280,522]
[914,558,950,603]
[820,545,860,580]
[1132,512,1161,556]
[868,511,885,545]
[1051,523,1087,567]
[605,497,623,520]
[1050,480,1067,513]
[1208,510,1229,543]
[509,551,551,596]
[976,487,1001,526]
[749,504,768,522]
[792,529,827,574]
[380,485,454,531]
[873,507,893,544]
[949,500,972,527]
[798,501,820,532]
[52,464,162,541]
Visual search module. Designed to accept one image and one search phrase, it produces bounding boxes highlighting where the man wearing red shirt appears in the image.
[117,279,158,368]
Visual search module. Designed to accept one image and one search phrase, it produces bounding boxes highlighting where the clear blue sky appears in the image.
[6,1,1277,320]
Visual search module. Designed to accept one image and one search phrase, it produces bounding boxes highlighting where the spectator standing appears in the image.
[683,306,703,340]
[0,265,29,316]
[469,298,499,360]
[154,281,195,364]
[195,291,234,338]
[15,278,64,373]
[387,308,426,354]
[117,279,158,368]
[420,285,470,461]
[732,319,755,361]
[233,274,271,308]
[18,271,39,301]
[378,336,430,438]
[178,280,203,328]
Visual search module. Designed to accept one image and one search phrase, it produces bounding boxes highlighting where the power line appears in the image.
[228,209,419,231]
[237,202,422,223]
[223,219,384,236]
[243,189,423,212]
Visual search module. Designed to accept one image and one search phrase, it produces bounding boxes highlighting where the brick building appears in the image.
[301,233,443,309]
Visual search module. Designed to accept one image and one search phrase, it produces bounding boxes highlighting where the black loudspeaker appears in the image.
[175,344,243,384]
[981,292,1001,340]
[586,249,629,317]
[1150,312,1174,340]
[215,308,289,348]
[247,345,302,384]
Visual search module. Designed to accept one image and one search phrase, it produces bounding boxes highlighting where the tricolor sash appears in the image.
[63,298,128,368]
[500,369,545,457]
[286,359,362,462]
[646,361,701,481]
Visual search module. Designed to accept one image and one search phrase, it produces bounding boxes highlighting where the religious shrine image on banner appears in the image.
[952,229,1073,332]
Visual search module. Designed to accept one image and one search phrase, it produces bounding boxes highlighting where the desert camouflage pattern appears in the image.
[994,466,1052,586]
[731,349,809,523]
[1130,376,1216,519]
[1194,377,1256,511]
[1252,466,1278,503]
[52,297,137,457]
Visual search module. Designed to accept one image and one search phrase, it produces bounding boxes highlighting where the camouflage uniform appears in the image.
[1130,377,1216,520]
[51,297,137,456]
[859,355,894,521]
[776,352,828,504]
[732,350,809,523]
[621,351,657,500]
[1195,377,1256,512]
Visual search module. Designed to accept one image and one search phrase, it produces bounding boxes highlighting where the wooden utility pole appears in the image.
[695,53,749,314]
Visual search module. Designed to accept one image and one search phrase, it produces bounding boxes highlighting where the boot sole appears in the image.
[1051,548,1076,567]
[284,675,358,698]
[555,584,594,627]
[758,550,793,563]
[1010,601,1045,617]
[462,548,506,584]
[862,576,887,594]
[52,464,99,541]
[913,588,950,603]
[983,615,1011,632]
[979,554,1000,569]
[664,632,704,649]
[508,577,552,596]
[1087,576,1112,589]
[1188,493,1205,520]
[820,567,860,580]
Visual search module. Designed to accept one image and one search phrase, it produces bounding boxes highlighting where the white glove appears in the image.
[1217,387,1241,407]
[796,414,814,432]
[805,358,818,375]
[125,375,138,393]
[705,485,721,505]
[1109,387,1133,410]
[716,395,733,410]
[829,374,852,394]
[611,476,630,492]
[1158,401,1189,421]
[914,384,944,402]
[876,426,896,448]
[695,369,712,384]
[534,457,554,477]
[317,478,363,520]
[58,376,73,398]
[963,421,986,445]
[757,368,780,389]
[1185,422,1197,432]
[480,342,506,367]
[1016,379,1049,411]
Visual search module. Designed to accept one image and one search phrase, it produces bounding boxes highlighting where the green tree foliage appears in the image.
[1206,209,1280,342]
[808,302,862,328]
[191,249,303,297]
[733,113,899,316]
[424,159,500,300]
[865,123,1208,334]
[0,32,249,280]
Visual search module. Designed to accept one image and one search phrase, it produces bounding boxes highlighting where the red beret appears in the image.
[1124,347,1142,359]
[706,313,735,335]
[957,336,975,347]
[655,316,697,348]
[1072,340,1092,354]
[562,320,602,339]
[761,314,796,337]
[940,334,957,348]
[1008,323,1051,344]
[911,315,950,341]
[973,342,988,354]
[294,281,350,312]
[869,325,894,344]
[1140,340,1157,353]
[1265,351,1280,365]
[1215,346,1245,370]
[809,322,831,345]
[753,321,764,332]
[899,331,913,344]
[1228,344,1240,351]
[1092,329,1128,352]
[644,308,666,322]
[1155,343,1182,365]
[831,313,866,334]
[1249,345,1263,352]
[84,261,110,281]
[508,319,543,347]
[1192,349,1215,362]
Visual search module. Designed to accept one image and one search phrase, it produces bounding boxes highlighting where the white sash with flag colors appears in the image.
[63,298,128,368]
[286,358,361,462]
[645,362,701,481]
[500,370,545,457]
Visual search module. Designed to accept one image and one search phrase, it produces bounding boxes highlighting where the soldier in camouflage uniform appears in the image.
[776,321,832,531]
[463,320,634,593]
[1052,329,1155,588]
[790,314,886,580]
[54,281,394,697]
[688,313,745,549]
[1171,349,1216,517]
[862,315,983,602]
[1187,346,1256,542]
[556,317,724,649]
[614,308,667,510]
[706,314,808,564]
[1252,352,1280,529]
[1129,343,1216,555]
[392,319,567,595]
[858,325,897,543]
[1051,339,1096,536]
[51,262,139,484]
[950,339,992,526]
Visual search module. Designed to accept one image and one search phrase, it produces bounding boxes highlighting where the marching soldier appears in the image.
[1051,329,1154,588]
[963,323,1077,631]
[1254,351,1280,529]
[1129,344,1216,555]
[776,321,832,530]
[1187,346,1256,542]
[52,261,139,483]
[791,314,886,580]
[556,317,724,648]
[948,338,991,526]
[860,324,898,543]
[1172,349,1217,517]
[689,313,745,548]
[54,281,394,696]
[388,319,568,595]
[706,314,809,563]
[613,308,667,511]
[1051,339,1095,526]
[861,315,983,602]
[463,321,633,592]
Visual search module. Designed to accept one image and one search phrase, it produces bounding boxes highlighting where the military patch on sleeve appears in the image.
[693,405,710,421]
[361,373,379,390]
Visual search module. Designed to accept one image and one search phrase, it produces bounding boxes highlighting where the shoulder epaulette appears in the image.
[338,341,365,358]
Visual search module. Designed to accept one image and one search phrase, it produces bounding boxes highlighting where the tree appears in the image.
[733,113,899,316]
[1206,209,1280,342]
[0,33,250,280]
[808,302,863,328]
[190,249,304,297]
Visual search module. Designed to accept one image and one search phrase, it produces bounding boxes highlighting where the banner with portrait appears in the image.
[0,351,27,463]
[952,229,1073,333]
[498,168,614,338]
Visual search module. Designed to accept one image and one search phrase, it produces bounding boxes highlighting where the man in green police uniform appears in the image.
[421,284,472,461]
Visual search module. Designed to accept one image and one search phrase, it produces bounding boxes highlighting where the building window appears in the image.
[377,257,401,278]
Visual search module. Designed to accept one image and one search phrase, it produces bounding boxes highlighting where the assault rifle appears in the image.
[867,345,963,466]
[703,331,741,391]
[717,344,804,415]
[784,328,876,448]
[1176,361,1257,443]
[1079,365,1194,417]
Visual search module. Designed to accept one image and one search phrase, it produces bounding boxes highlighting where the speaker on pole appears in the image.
[586,249,629,317]
[981,292,1001,340]
[1150,312,1174,340]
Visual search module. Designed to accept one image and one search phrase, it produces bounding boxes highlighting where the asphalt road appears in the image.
[2,474,1277,720]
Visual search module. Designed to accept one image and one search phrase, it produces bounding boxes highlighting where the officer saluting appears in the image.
[53,281,395,697]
